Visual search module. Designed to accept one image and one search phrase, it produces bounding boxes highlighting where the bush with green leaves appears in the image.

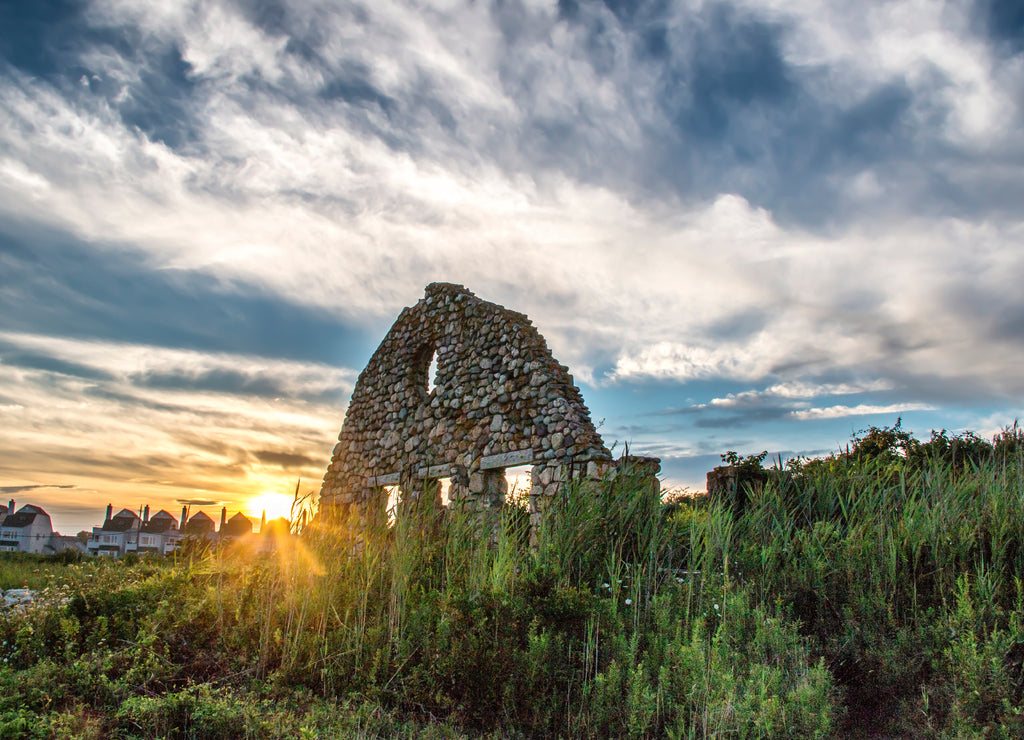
[1,422,1022,737]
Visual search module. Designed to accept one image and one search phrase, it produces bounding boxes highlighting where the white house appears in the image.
[0,502,56,554]
[138,509,183,554]
[87,505,141,557]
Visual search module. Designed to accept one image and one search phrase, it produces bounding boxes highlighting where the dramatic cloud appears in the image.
[1,0,1022,531]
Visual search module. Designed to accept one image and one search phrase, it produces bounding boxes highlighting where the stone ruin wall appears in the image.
[320,282,658,532]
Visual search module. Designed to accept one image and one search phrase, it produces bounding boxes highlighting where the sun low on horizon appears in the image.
[243,491,302,525]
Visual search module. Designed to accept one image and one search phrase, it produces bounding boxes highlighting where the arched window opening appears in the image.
[427,351,439,394]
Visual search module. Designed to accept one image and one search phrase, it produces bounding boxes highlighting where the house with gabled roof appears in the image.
[139,509,183,554]
[182,510,216,538]
[0,501,56,554]
[219,511,253,540]
[85,504,189,557]
[82,502,291,555]
[87,505,142,557]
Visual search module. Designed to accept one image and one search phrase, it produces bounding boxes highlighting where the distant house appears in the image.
[87,505,141,557]
[0,502,53,553]
[80,503,289,556]
[183,510,216,538]
[138,509,183,554]
[262,517,292,537]
[85,505,189,557]
[219,511,253,540]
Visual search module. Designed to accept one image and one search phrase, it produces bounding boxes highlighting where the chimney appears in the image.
[105,503,112,523]
[8,499,14,514]
[220,507,227,531]
[143,505,150,523]
[180,506,188,527]
[260,510,266,534]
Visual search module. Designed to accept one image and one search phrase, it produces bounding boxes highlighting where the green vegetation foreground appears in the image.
[1,424,1023,738]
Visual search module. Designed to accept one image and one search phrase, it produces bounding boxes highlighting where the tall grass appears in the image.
[1,432,1022,737]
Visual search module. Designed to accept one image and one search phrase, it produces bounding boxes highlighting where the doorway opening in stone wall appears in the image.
[384,485,399,526]
[505,464,532,507]
[437,477,451,507]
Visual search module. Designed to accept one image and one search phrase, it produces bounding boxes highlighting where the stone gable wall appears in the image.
[320,283,657,535]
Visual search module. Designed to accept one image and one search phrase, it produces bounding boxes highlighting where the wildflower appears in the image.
[713,603,720,611]
[625,598,633,606]
[602,583,610,589]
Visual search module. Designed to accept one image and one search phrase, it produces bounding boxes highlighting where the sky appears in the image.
[2,0,1023,535]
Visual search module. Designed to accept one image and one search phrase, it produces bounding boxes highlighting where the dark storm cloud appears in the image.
[948,277,1024,346]
[0,220,377,367]
[508,2,808,205]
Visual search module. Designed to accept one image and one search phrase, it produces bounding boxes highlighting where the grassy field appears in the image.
[1,423,1022,738]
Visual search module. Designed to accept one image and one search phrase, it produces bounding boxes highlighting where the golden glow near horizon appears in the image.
[245,491,296,525]
[5,0,1024,549]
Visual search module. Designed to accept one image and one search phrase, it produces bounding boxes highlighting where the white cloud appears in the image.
[791,403,936,421]
[694,380,896,409]
[610,340,775,383]
[1,0,1023,402]
[741,0,1022,146]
